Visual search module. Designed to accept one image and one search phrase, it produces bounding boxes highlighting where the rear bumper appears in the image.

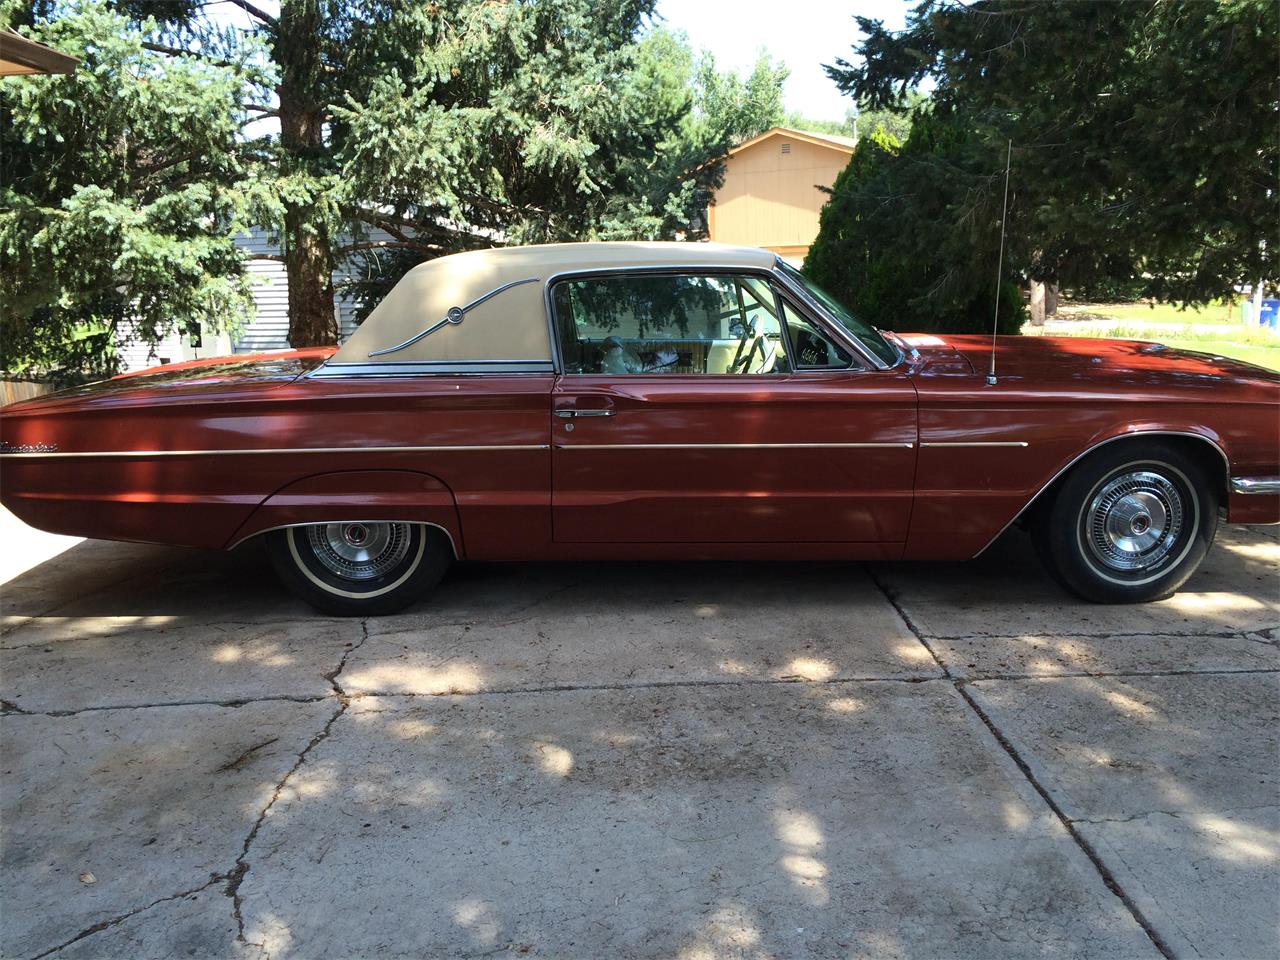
[1228,476,1280,524]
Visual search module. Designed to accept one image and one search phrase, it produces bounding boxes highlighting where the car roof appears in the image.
[329,242,778,367]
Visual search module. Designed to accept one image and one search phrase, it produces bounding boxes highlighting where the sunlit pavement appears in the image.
[1,508,1276,959]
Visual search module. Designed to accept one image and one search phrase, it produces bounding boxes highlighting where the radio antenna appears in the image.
[987,138,1013,387]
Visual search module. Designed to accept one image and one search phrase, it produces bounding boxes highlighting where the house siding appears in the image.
[708,131,853,263]
[116,227,395,371]
[116,326,189,372]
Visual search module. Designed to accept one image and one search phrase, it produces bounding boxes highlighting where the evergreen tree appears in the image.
[3,1,791,369]
[805,114,1024,335]
[0,1,263,381]
[817,0,1275,319]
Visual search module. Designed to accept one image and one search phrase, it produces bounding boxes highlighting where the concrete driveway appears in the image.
[2,511,1276,960]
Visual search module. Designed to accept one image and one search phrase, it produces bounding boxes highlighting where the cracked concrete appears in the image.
[871,524,1280,640]
[965,673,1280,960]
[347,565,936,696]
[927,632,1278,681]
[1,505,1277,959]
[0,618,363,712]
[1,700,334,959]
[233,685,1156,958]
[43,884,261,960]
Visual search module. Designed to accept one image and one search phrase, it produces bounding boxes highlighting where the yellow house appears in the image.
[707,126,856,264]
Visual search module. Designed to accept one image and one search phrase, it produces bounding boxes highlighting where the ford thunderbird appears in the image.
[2,242,1277,614]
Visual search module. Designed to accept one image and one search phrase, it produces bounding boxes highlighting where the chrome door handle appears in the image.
[555,408,615,418]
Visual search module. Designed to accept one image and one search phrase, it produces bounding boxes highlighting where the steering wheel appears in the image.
[729,331,777,374]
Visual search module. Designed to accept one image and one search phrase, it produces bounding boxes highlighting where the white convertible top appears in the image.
[329,241,776,366]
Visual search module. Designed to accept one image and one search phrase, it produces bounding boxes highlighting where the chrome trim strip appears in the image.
[1231,476,1280,495]
[228,519,459,555]
[367,276,541,358]
[554,442,914,450]
[309,360,554,378]
[972,430,1231,558]
[771,258,893,371]
[920,441,1030,448]
[0,444,550,459]
[543,263,786,375]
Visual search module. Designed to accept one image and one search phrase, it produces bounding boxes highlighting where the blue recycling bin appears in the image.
[1259,299,1279,330]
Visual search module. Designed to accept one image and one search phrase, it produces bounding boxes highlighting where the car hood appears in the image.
[909,333,1280,393]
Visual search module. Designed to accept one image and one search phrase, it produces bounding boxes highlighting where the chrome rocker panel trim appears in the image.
[920,441,1029,448]
[555,442,914,450]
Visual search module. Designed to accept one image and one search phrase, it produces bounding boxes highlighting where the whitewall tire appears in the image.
[266,522,452,615]
[1034,442,1218,603]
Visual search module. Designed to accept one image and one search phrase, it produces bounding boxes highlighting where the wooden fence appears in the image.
[1,380,55,406]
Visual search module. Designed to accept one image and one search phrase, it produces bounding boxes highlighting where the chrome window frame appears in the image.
[771,257,899,371]
[773,292,860,373]
[543,263,882,377]
[307,360,555,379]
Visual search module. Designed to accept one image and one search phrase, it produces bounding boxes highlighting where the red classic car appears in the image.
[2,242,1277,614]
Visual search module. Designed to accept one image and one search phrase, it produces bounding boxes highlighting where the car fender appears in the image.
[970,424,1232,557]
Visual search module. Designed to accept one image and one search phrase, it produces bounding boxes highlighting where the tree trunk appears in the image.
[1045,282,1059,318]
[276,0,337,347]
[1029,280,1046,326]
[283,204,336,346]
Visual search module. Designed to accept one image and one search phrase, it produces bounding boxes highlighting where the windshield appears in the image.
[777,262,899,367]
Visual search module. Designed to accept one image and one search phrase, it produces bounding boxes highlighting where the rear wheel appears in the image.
[266,522,451,616]
[1033,442,1218,603]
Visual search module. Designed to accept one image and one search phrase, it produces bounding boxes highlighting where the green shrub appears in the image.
[805,113,1023,336]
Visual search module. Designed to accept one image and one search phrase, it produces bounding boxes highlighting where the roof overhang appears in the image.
[727,126,856,158]
[0,30,79,76]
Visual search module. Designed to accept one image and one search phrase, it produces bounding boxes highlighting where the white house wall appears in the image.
[116,226,397,372]
[115,325,189,372]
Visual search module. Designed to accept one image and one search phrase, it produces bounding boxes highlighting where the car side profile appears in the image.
[2,242,1277,615]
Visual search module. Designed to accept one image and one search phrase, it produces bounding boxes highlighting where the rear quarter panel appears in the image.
[0,375,553,555]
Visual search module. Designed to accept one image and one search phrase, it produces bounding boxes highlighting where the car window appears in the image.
[554,273,791,375]
[776,261,900,367]
[780,299,853,369]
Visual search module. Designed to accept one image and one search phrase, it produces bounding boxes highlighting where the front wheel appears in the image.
[266,522,451,616]
[1033,442,1218,603]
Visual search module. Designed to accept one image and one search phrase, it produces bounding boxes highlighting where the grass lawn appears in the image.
[1069,300,1239,326]
[1035,300,1280,372]
[1148,338,1280,372]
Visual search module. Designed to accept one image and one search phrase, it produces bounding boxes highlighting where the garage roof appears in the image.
[0,30,78,76]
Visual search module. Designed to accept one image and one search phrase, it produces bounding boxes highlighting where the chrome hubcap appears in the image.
[307,522,412,581]
[1085,471,1184,572]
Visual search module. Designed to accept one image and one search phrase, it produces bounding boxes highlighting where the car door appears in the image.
[549,269,918,544]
